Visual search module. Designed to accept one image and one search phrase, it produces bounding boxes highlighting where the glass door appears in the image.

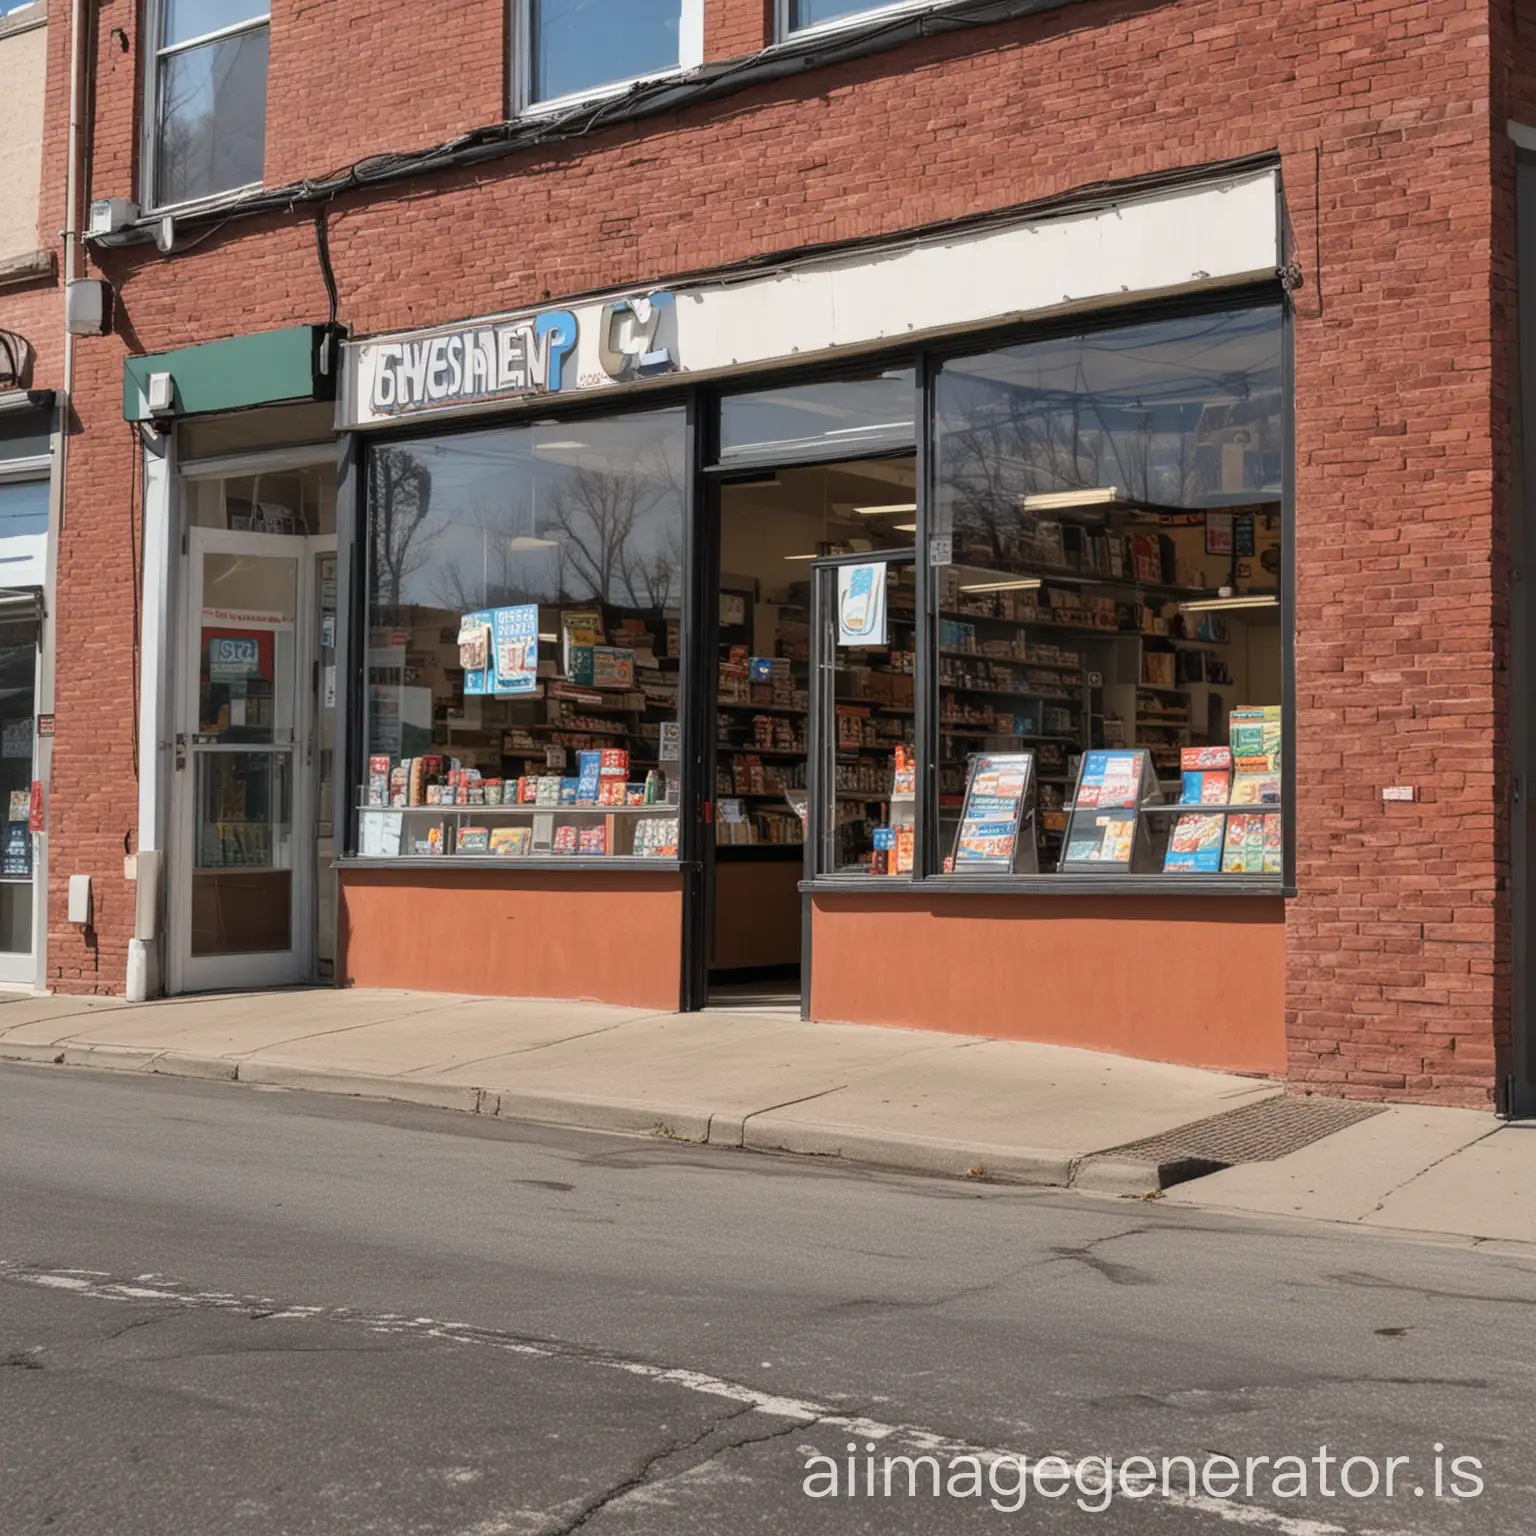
[171,529,313,992]
[809,552,918,878]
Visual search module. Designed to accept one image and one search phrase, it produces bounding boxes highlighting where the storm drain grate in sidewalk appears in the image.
[1090,1095,1388,1185]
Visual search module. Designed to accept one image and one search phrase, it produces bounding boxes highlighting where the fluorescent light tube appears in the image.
[1178,593,1279,613]
[853,503,918,516]
[1020,488,1122,511]
[959,578,1042,593]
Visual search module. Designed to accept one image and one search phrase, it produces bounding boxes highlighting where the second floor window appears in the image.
[784,1,950,35]
[523,0,701,108]
[149,0,269,209]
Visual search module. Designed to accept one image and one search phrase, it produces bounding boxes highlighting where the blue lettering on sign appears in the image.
[209,637,261,681]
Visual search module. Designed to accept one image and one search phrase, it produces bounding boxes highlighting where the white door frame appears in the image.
[168,527,316,994]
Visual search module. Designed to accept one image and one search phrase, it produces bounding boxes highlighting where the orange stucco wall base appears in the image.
[811,894,1287,1076]
[339,870,684,1011]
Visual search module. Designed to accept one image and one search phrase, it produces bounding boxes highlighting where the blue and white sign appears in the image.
[493,605,540,697]
[837,563,887,647]
[209,636,261,682]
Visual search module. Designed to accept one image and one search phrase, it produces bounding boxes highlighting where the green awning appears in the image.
[123,324,340,423]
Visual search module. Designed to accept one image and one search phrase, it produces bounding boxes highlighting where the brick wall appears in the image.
[48,0,1507,1105]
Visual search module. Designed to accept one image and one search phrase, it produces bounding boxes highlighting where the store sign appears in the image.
[339,168,1282,430]
[208,637,261,682]
[837,563,888,647]
[354,294,679,422]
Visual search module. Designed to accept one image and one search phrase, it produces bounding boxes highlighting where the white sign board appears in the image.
[339,170,1280,429]
[837,563,887,647]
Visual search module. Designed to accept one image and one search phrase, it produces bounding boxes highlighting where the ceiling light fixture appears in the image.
[1178,593,1279,613]
[959,577,1043,594]
[508,535,560,551]
[784,553,819,562]
[1020,487,1122,511]
[893,522,917,532]
[533,440,586,453]
[853,503,918,516]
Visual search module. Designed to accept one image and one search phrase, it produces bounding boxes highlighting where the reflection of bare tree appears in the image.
[546,466,682,610]
[370,449,437,607]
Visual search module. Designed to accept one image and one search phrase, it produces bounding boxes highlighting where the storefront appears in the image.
[0,384,53,990]
[317,160,1291,1072]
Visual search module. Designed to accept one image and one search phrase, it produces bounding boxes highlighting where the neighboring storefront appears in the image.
[0,386,53,989]
[312,161,1291,1072]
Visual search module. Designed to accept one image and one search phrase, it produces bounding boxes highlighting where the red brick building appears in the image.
[29,0,1536,1112]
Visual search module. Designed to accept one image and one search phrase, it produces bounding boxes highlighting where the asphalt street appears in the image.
[1,1062,1533,1535]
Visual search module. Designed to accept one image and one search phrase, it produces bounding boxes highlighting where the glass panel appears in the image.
[314,552,337,977]
[0,411,52,459]
[163,0,268,47]
[198,551,296,745]
[178,402,335,459]
[156,27,267,206]
[188,468,335,535]
[0,480,49,539]
[790,0,908,29]
[717,460,913,870]
[532,0,681,103]
[719,368,915,461]
[811,559,916,876]
[932,305,1286,877]
[191,751,292,955]
[0,632,35,951]
[360,409,686,860]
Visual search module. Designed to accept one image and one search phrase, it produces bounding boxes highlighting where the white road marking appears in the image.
[0,1261,1398,1536]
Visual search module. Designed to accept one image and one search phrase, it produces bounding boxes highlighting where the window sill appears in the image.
[801,875,1290,896]
[338,856,692,873]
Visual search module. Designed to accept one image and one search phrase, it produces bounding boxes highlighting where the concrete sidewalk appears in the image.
[0,987,1277,1193]
[2,987,1529,1247]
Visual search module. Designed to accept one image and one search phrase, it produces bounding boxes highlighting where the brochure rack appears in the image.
[946,751,1039,875]
[1060,748,1162,873]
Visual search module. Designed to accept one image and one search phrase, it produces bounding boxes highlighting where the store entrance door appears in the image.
[169,528,318,993]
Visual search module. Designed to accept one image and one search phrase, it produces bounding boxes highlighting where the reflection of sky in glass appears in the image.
[938,307,1283,513]
[0,482,49,539]
[157,28,268,205]
[162,0,268,48]
[790,0,904,29]
[720,370,915,459]
[534,0,680,102]
[369,409,687,616]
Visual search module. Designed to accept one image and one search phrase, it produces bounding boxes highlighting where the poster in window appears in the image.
[459,610,495,695]
[1205,513,1234,556]
[492,605,540,696]
[837,563,887,647]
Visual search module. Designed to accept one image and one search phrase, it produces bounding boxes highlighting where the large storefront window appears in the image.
[359,408,687,861]
[930,304,1286,879]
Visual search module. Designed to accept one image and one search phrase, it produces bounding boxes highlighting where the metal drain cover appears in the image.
[1085,1094,1387,1190]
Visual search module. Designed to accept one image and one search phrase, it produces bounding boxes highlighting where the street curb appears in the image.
[489,1090,713,1144]
[742,1115,1077,1187]
[238,1061,485,1115]
[1,1042,1199,1194]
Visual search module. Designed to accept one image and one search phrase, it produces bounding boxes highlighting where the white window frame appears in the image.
[141,0,271,216]
[512,0,703,118]
[776,0,965,44]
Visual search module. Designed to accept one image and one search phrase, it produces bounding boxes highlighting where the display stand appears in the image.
[946,751,1038,874]
[1060,748,1162,873]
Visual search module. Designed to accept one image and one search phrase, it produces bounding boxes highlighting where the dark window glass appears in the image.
[932,305,1286,878]
[719,369,915,462]
[361,409,687,861]
[155,26,267,205]
[533,0,681,104]
[789,0,908,29]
